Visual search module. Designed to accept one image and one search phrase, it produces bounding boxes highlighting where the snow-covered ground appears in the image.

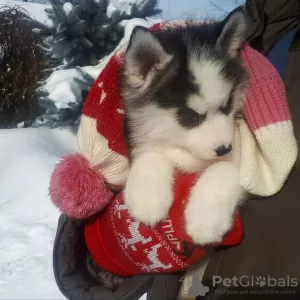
[0,0,243,299]
[0,128,77,299]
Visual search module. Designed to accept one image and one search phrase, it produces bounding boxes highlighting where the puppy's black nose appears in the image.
[215,145,232,157]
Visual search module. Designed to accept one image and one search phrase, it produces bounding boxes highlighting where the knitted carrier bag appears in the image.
[50,21,297,276]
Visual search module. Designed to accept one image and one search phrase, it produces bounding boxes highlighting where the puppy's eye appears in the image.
[177,107,206,129]
[219,96,233,115]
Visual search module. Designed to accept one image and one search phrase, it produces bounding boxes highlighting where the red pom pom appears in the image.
[50,153,114,219]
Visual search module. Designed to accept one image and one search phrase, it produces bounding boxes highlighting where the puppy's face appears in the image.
[121,7,249,160]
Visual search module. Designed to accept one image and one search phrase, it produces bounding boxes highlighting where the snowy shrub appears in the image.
[0,5,48,128]
[29,66,95,130]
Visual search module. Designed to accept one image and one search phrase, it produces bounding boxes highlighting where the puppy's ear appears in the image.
[216,7,247,57]
[124,26,173,89]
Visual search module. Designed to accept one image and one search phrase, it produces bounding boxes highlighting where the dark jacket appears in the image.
[202,1,300,299]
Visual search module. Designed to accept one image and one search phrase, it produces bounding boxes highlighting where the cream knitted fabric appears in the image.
[77,116,129,186]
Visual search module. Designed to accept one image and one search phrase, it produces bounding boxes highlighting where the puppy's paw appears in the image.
[185,161,243,245]
[185,200,234,245]
[124,153,174,226]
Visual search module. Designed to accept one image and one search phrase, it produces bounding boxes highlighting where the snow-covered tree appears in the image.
[27,66,95,129]
[40,0,162,68]
[25,1,162,129]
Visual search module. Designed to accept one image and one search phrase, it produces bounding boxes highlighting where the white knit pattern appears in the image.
[77,115,129,186]
[239,119,298,196]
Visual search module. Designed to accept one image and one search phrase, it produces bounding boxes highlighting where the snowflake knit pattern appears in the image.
[51,21,297,276]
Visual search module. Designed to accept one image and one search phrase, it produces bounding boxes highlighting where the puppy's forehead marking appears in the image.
[187,95,206,114]
[189,56,232,108]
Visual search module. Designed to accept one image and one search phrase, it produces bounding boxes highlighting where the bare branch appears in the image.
[208,0,229,14]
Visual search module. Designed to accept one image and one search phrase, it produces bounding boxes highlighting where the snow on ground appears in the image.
[0,128,77,299]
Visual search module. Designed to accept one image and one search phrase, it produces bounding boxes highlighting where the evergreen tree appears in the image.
[27,66,95,130]
[25,0,162,129]
[41,0,162,68]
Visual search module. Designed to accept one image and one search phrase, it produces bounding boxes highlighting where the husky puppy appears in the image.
[120,7,249,245]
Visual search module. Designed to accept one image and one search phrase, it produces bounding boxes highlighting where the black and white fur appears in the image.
[120,7,249,245]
